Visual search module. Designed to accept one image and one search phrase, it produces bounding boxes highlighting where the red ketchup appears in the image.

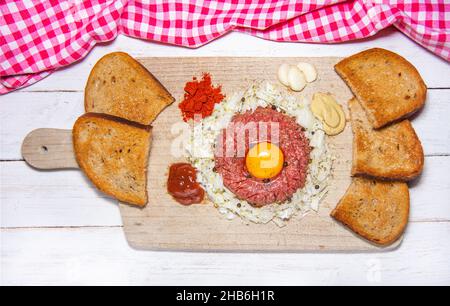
[167,163,205,205]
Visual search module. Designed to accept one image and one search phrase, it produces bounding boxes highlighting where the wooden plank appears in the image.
[0,162,123,228]
[3,58,444,250]
[409,156,450,222]
[1,222,449,285]
[118,56,360,251]
[27,56,365,251]
[10,29,450,91]
[413,90,450,156]
[22,129,78,169]
[94,57,442,251]
[0,91,84,160]
[8,56,367,251]
[1,156,449,228]
[2,155,448,228]
[1,88,448,161]
[0,31,448,283]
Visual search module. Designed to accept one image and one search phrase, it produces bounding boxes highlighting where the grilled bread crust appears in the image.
[331,177,410,246]
[335,48,426,129]
[349,98,424,181]
[85,52,174,125]
[73,113,151,206]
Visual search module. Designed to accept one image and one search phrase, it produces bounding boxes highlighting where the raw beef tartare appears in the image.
[214,107,310,207]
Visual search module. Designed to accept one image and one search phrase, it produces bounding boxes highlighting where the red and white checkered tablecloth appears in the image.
[1,0,449,94]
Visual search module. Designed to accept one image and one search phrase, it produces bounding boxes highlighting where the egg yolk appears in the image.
[245,142,284,179]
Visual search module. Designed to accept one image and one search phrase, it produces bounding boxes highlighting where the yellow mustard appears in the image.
[310,93,346,136]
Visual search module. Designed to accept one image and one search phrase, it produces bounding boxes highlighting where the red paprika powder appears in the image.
[179,73,225,122]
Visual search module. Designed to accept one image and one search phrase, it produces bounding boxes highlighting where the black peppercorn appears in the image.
[241,97,245,102]
[315,185,320,190]
[271,105,277,110]
[263,178,270,183]
[283,161,288,167]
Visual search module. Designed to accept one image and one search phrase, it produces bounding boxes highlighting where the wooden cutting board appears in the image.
[22,57,401,252]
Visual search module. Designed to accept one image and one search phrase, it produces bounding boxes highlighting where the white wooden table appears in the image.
[1,28,450,286]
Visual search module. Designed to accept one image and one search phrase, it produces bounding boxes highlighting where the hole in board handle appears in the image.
[41,146,48,153]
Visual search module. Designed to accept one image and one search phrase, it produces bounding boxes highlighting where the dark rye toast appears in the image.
[73,113,152,206]
[349,98,424,181]
[331,177,410,246]
[335,48,426,129]
[85,52,174,125]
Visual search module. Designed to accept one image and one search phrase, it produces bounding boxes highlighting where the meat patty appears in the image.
[214,107,310,207]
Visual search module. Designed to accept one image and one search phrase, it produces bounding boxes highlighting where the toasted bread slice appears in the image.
[85,52,174,125]
[73,113,151,206]
[335,48,426,128]
[331,177,409,246]
[349,98,424,181]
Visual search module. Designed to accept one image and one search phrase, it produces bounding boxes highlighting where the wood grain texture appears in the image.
[22,129,78,169]
[119,57,400,251]
[3,90,449,161]
[11,29,450,91]
[0,91,84,160]
[1,222,449,285]
[18,57,406,251]
[2,156,448,228]
[1,32,450,285]
[0,161,122,228]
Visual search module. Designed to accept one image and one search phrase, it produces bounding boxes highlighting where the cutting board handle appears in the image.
[21,128,79,170]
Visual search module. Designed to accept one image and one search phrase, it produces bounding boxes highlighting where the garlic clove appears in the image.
[287,66,307,92]
[277,64,291,86]
[297,62,318,83]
